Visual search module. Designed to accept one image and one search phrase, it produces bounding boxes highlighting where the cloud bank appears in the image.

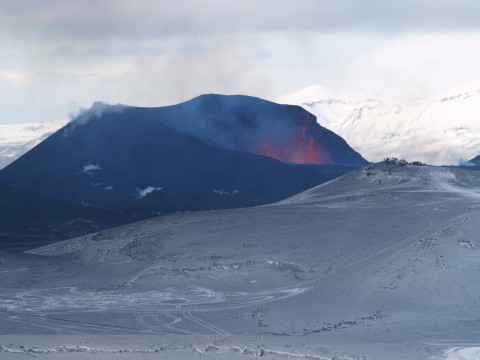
[1,1,480,124]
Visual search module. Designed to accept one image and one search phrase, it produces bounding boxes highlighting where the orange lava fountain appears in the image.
[257,125,330,164]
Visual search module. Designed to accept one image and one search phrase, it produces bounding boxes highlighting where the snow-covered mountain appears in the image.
[0,120,66,169]
[278,85,480,165]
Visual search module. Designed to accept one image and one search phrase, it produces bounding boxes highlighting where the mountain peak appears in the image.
[65,94,366,166]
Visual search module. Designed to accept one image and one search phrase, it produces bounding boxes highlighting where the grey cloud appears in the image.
[1,0,480,44]
[2,0,480,125]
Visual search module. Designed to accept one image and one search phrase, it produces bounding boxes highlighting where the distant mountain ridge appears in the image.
[279,85,480,165]
[0,120,67,169]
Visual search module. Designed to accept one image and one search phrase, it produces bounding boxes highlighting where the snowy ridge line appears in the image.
[230,346,358,359]
[276,165,415,205]
[0,344,167,354]
[26,218,186,258]
[122,258,311,286]
[282,164,480,207]
[0,343,362,359]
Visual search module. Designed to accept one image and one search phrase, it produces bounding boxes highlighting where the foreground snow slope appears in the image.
[2,164,480,359]
[279,85,480,165]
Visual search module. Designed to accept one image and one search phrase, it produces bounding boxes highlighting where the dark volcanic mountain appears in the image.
[0,94,366,220]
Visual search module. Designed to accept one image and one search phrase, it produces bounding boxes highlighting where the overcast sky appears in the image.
[1,0,480,123]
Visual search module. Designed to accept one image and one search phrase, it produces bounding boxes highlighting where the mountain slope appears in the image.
[0,184,123,251]
[0,95,366,216]
[279,85,480,165]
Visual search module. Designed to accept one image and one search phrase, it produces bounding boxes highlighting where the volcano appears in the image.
[0,95,366,222]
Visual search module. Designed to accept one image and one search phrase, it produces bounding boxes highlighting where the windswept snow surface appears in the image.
[279,85,480,165]
[2,164,480,358]
[80,163,102,173]
[135,186,163,199]
[441,347,480,360]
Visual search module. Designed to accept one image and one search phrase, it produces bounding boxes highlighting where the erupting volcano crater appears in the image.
[150,94,366,165]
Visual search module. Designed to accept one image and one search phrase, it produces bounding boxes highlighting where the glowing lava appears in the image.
[257,125,330,164]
